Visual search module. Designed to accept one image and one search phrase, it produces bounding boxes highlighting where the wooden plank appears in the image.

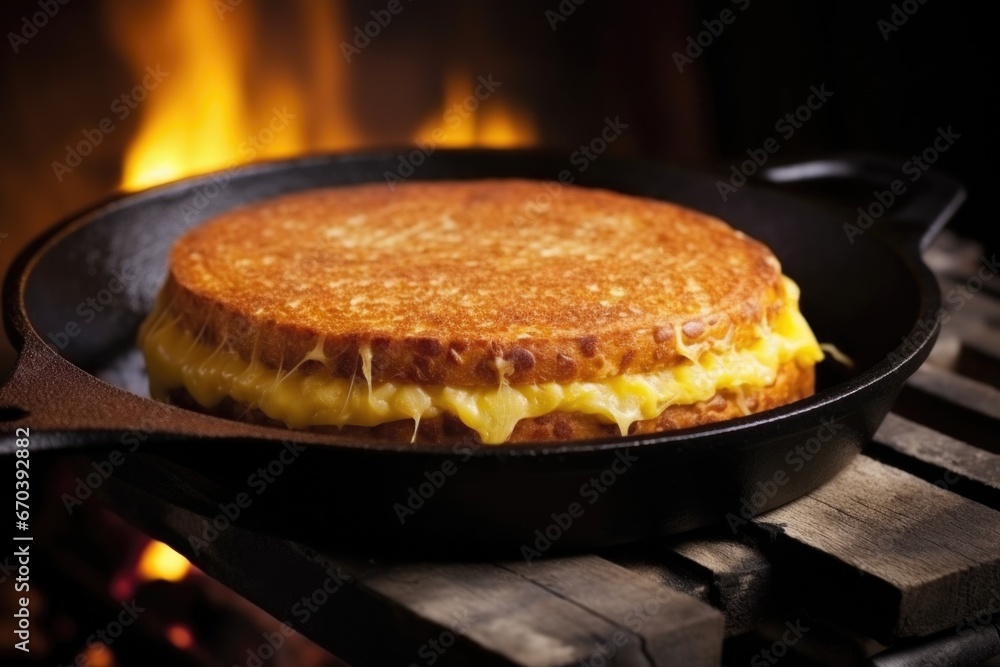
[601,548,711,605]
[360,561,648,667]
[924,238,985,282]
[725,617,878,666]
[360,558,722,667]
[932,256,1000,299]
[500,556,724,666]
[105,478,723,666]
[869,413,1000,510]
[605,535,776,637]
[664,537,774,636]
[907,366,1000,421]
[870,624,1000,667]
[946,304,1000,345]
[955,328,1000,389]
[895,366,1000,453]
[749,455,1000,640]
[929,283,1000,373]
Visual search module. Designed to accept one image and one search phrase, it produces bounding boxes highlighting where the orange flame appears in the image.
[110,0,253,189]
[167,624,195,650]
[109,0,534,191]
[80,642,116,667]
[413,69,536,148]
[136,540,191,583]
[109,0,355,190]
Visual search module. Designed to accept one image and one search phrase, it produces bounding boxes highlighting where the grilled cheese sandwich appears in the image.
[139,180,824,444]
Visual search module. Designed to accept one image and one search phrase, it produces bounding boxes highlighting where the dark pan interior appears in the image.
[25,150,918,399]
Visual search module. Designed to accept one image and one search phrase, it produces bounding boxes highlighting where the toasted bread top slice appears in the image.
[160,179,790,386]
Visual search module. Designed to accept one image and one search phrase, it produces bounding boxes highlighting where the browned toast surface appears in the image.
[163,180,786,386]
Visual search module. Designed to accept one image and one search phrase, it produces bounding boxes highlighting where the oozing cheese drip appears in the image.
[139,278,823,444]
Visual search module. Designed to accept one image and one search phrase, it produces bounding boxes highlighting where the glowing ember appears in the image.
[109,573,135,602]
[167,624,194,649]
[80,642,116,667]
[136,540,191,583]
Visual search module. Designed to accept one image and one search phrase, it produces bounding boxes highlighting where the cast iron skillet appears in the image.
[0,151,965,555]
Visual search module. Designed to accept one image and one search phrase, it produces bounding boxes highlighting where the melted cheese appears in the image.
[140,277,823,444]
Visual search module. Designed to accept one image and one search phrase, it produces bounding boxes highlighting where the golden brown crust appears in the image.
[163,180,787,387]
[166,361,814,445]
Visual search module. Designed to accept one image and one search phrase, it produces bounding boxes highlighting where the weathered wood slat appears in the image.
[933,257,1000,299]
[600,548,711,604]
[603,534,776,637]
[500,556,724,666]
[360,561,662,667]
[924,239,987,283]
[869,413,1000,510]
[936,277,1000,322]
[955,327,1000,389]
[665,537,773,636]
[724,616,877,666]
[963,285,1000,321]
[926,291,1000,372]
[359,557,723,667]
[106,478,723,667]
[749,455,1000,640]
[907,366,1000,421]
[895,366,1000,453]
[870,623,1000,667]
[950,304,1000,338]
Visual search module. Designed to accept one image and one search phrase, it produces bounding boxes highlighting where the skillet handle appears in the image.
[0,335,168,454]
[758,156,966,252]
[0,333,312,455]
